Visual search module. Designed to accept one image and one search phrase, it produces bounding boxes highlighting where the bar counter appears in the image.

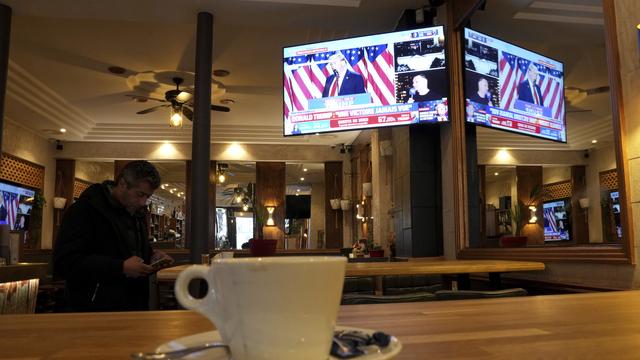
[2,290,639,358]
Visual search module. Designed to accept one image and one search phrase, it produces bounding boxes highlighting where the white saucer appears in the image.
[157,325,402,359]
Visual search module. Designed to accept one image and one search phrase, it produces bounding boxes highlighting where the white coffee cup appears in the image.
[175,256,346,360]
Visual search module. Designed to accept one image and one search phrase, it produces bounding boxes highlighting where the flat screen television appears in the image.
[0,181,35,231]
[283,26,448,136]
[463,28,566,142]
[285,195,311,219]
[543,199,571,241]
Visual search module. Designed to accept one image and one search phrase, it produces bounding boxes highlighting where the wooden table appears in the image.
[158,259,545,293]
[2,291,640,359]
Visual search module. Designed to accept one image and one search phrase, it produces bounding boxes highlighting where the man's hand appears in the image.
[151,249,174,266]
[123,256,153,278]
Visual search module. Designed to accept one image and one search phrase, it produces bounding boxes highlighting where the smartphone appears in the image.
[150,258,172,271]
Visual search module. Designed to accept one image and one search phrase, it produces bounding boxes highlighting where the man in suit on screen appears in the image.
[517,63,544,105]
[322,52,366,97]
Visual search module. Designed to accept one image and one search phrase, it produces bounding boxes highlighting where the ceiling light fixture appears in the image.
[220,98,235,105]
[592,139,598,144]
[169,107,183,127]
[59,128,67,133]
[300,177,305,181]
[218,173,226,184]
[303,168,308,172]
[494,172,499,176]
[213,69,230,77]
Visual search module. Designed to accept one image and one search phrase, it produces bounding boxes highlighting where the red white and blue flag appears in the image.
[283,45,395,119]
[2,191,19,229]
[499,51,564,122]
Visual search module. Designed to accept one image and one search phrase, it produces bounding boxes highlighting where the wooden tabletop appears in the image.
[2,291,640,359]
[157,259,545,281]
[0,263,48,283]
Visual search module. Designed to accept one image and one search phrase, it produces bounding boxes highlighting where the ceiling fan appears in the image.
[130,77,230,123]
[564,85,610,113]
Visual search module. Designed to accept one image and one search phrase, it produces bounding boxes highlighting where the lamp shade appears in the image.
[579,198,590,209]
[53,197,67,209]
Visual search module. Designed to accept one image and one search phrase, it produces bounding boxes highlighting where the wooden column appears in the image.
[324,161,343,249]
[189,12,214,264]
[184,160,191,249]
[571,165,589,244]
[53,159,75,246]
[479,164,486,247]
[208,161,216,250]
[0,4,10,153]
[255,162,286,245]
[114,160,133,180]
[516,166,543,244]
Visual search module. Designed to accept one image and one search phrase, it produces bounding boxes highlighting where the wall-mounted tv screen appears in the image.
[283,26,448,136]
[463,28,566,142]
[543,199,571,242]
[0,181,35,231]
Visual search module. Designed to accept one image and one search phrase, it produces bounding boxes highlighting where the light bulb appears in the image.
[242,204,249,211]
[218,174,226,183]
[170,108,183,127]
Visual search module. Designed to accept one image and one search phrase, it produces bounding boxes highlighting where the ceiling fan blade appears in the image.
[176,91,193,103]
[183,106,194,121]
[136,104,169,115]
[126,94,167,103]
[211,105,231,112]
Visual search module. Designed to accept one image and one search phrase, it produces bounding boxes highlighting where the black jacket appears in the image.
[53,181,152,312]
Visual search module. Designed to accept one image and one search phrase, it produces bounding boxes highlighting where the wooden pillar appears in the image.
[0,4,10,154]
[324,161,343,249]
[189,12,214,264]
[255,162,286,245]
[114,160,133,180]
[478,164,486,247]
[516,166,544,244]
[53,159,75,246]
[184,160,191,249]
[571,165,589,244]
[208,161,216,250]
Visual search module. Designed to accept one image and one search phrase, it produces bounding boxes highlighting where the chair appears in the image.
[341,292,437,305]
[434,288,528,301]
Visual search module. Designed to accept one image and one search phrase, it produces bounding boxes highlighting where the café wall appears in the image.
[75,160,114,183]
[2,120,56,249]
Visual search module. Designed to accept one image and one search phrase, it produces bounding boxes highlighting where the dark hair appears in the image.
[116,160,161,190]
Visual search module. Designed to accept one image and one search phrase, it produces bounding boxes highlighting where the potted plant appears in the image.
[500,185,545,247]
[249,206,277,256]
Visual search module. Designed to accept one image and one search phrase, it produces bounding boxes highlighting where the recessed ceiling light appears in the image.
[303,168,308,172]
[59,128,67,133]
[592,139,598,144]
[494,172,499,176]
[300,177,305,181]
[213,69,230,77]
[296,189,300,192]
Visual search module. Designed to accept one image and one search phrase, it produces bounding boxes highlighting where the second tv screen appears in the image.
[283,26,448,136]
[463,28,566,142]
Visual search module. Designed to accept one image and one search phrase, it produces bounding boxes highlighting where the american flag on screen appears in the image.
[544,207,557,232]
[499,51,565,121]
[2,191,19,230]
[283,45,395,118]
[536,64,565,122]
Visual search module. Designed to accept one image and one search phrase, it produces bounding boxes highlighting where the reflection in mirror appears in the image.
[285,163,325,249]
[215,162,256,250]
[469,0,622,247]
[147,161,186,249]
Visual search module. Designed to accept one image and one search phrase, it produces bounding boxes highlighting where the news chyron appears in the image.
[283,26,448,136]
[463,28,566,143]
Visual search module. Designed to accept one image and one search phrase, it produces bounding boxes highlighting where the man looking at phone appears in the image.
[54,160,173,312]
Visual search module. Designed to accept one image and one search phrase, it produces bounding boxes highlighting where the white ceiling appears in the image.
[0,0,614,151]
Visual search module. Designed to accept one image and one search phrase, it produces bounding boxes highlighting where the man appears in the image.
[517,63,544,105]
[406,74,443,106]
[53,160,172,312]
[322,52,366,97]
[469,77,493,106]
